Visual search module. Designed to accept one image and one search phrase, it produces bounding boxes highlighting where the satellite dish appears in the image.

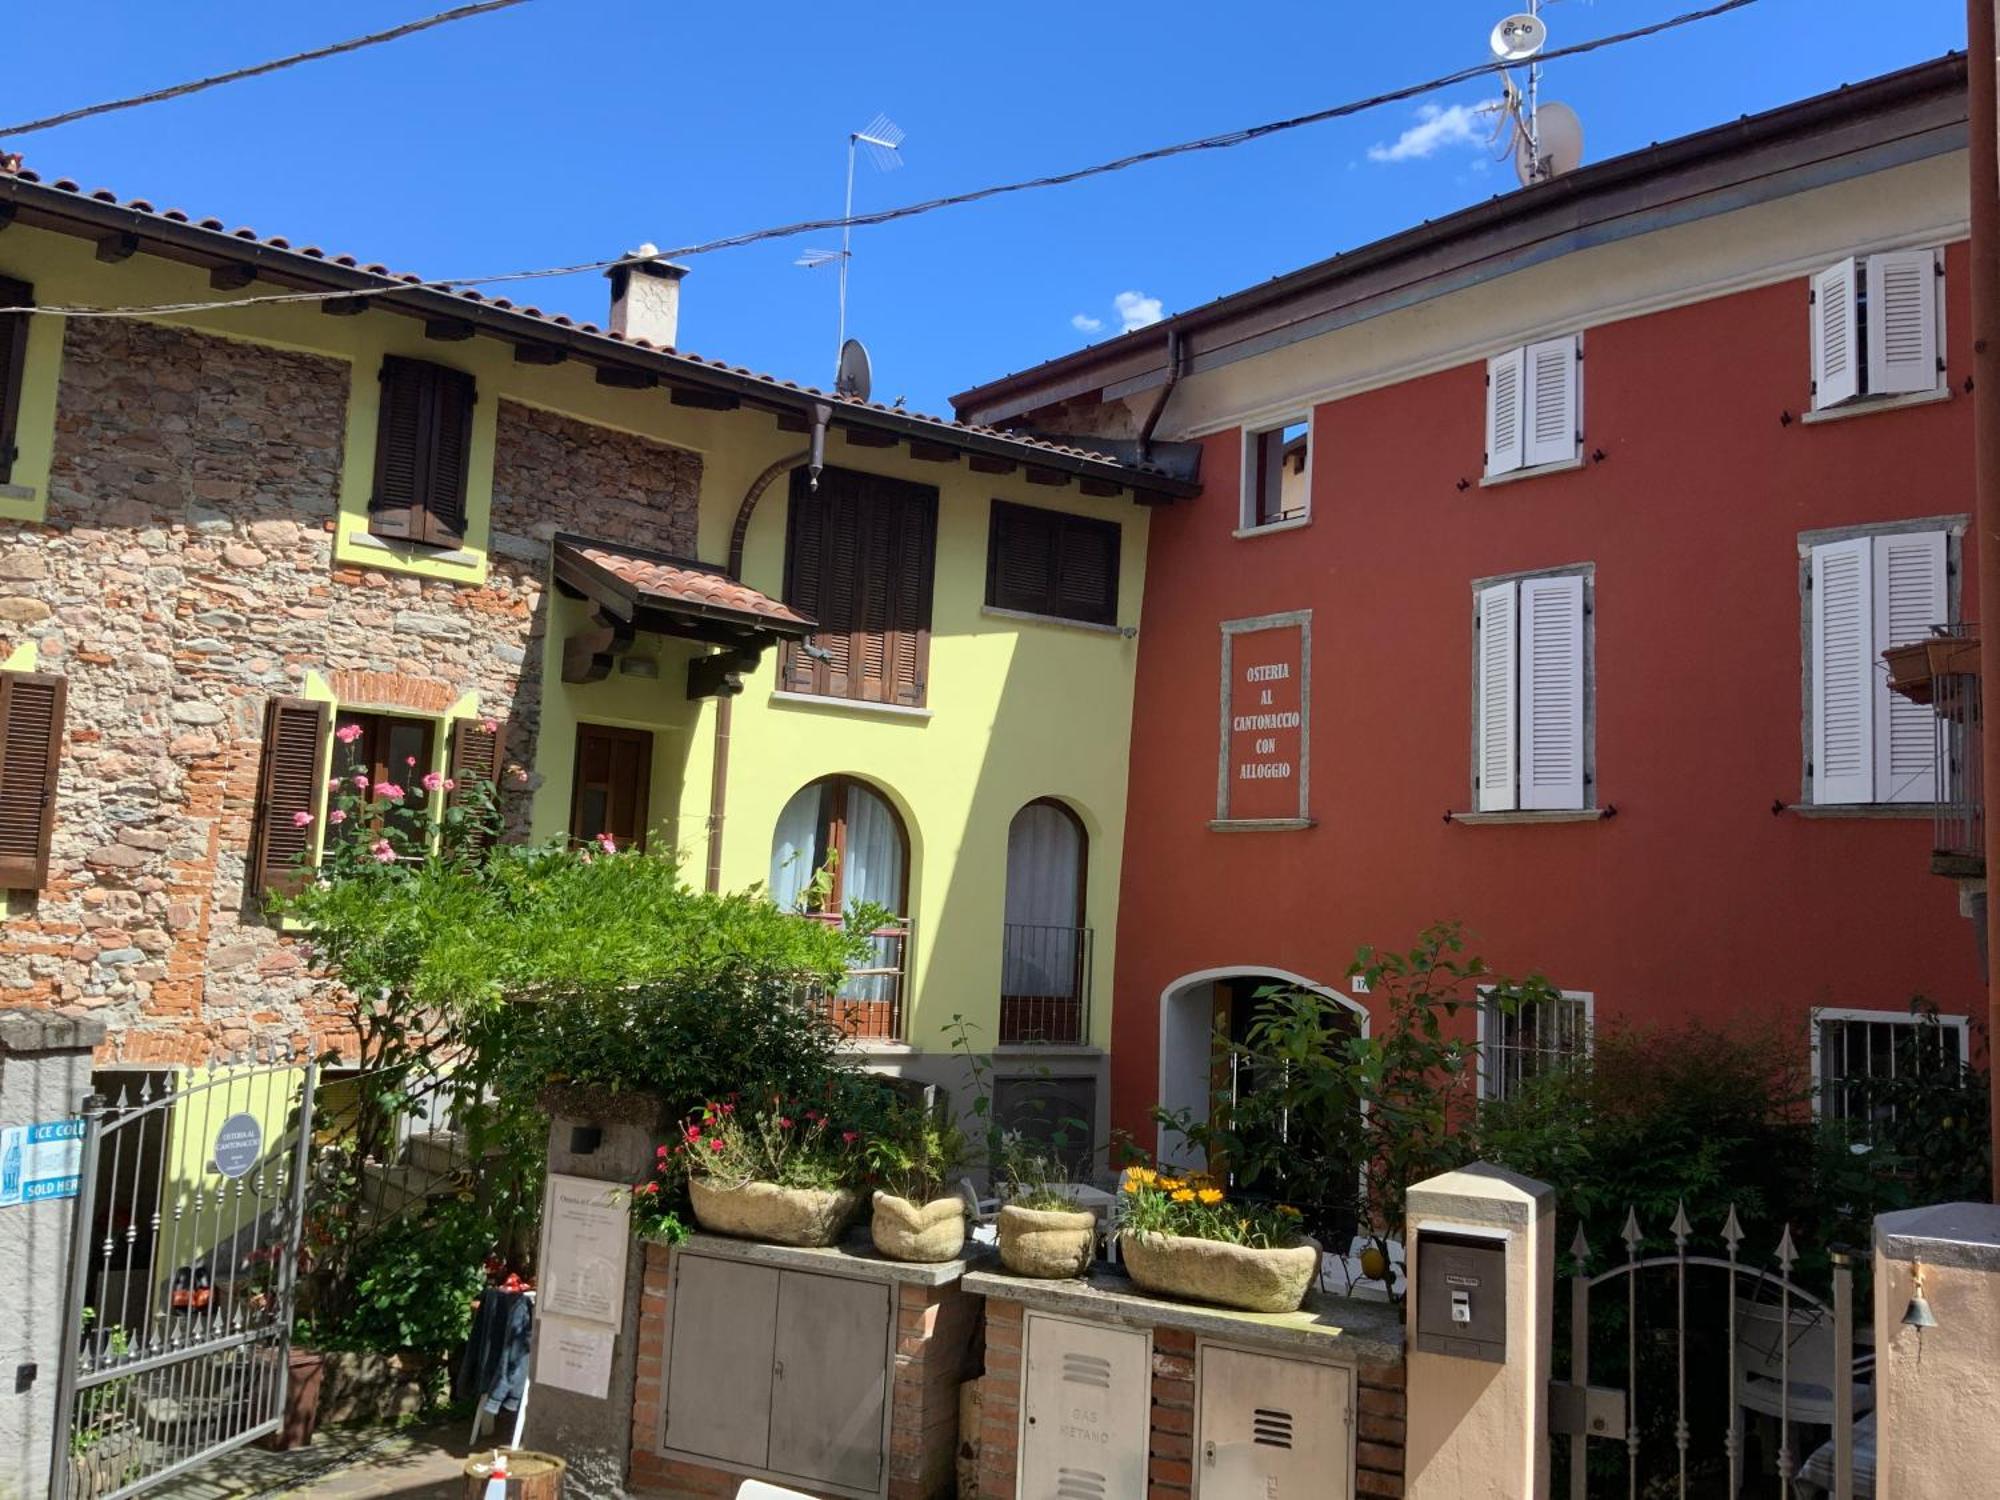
[835,338,873,401]
[1489,12,1547,62]
[1514,101,1585,185]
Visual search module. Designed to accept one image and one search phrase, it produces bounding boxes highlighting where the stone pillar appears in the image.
[521,1089,666,1500]
[0,1007,105,1500]
[1873,1202,2000,1495]
[1402,1162,1555,1500]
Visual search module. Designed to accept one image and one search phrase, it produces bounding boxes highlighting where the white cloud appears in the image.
[1114,290,1164,333]
[1071,312,1104,333]
[1367,100,1497,164]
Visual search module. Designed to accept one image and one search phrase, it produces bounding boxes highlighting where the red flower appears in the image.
[656,1145,670,1159]
[777,1117,794,1129]
[708,1138,725,1153]
[719,1102,735,1115]
[842,1131,859,1144]
[683,1125,702,1143]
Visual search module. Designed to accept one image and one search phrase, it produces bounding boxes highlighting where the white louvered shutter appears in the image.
[1486,347,1526,477]
[1811,537,1875,803]
[1872,530,1947,803]
[1522,336,1580,469]
[1476,581,1519,811]
[1811,259,1860,409]
[1520,573,1586,809]
[1866,249,1941,398]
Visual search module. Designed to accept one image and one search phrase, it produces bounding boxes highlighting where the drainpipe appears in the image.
[704,446,812,893]
[1137,328,1185,465]
[1966,0,2000,1198]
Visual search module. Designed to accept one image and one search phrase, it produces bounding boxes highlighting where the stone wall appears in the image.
[0,320,700,1064]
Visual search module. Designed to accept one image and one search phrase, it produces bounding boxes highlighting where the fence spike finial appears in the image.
[1722,1204,1744,1252]
[1670,1200,1693,1247]
[1570,1223,1591,1267]
[1776,1224,1798,1272]
[1621,1206,1643,1252]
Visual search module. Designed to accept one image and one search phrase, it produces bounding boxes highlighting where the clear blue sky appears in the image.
[3,0,1970,417]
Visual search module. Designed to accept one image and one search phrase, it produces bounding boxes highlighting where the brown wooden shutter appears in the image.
[987,501,1056,614]
[0,277,32,487]
[423,364,476,547]
[369,356,429,541]
[819,485,862,699]
[1054,513,1120,626]
[781,471,827,694]
[889,485,936,706]
[0,671,66,890]
[249,696,328,902]
[446,716,506,852]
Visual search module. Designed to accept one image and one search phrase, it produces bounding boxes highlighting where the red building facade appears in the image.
[956,58,1984,1157]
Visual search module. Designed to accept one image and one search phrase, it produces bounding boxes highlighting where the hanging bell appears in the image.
[1903,1262,1939,1329]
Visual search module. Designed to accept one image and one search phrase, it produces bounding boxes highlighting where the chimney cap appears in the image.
[608,243,688,284]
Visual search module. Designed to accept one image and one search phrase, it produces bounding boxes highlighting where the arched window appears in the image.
[770,776,909,1038]
[1000,799,1088,1044]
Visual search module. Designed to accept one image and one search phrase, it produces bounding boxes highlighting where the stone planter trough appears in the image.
[1119,1230,1321,1314]
[689,1176,861,1248]
[870,1191,968,1263]
[996,1203,1097,1279]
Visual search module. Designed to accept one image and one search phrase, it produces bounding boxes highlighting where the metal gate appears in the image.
[50,1053,319,1500]
[1553,1204,1864,1500]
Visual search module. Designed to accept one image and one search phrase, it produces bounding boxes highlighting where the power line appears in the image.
[12,0,1763,322]
[0,0,536,140]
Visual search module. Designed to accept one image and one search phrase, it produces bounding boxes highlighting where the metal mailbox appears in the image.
[1414,1229,1507,1363]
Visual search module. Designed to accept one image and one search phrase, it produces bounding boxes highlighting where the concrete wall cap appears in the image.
[1408,1162,1555,1209]
[0,1006,109,1055]
[1875,1202,2000,1273]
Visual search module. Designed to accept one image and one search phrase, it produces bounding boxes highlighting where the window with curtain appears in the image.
[1000,799,1088,1044]
[768,776,910,1039]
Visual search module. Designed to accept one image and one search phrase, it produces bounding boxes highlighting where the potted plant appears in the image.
[1117,1169,1319,1313]
[684,1099,865,1248]
[866,1099,968,1263]
[995,1145,1097,1279]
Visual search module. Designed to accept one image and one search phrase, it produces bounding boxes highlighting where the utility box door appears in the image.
[768,1269,892,1492]
[1020,1313,1150,1500]
[663,1255,781,1469]
[1196,1344,1353,1500]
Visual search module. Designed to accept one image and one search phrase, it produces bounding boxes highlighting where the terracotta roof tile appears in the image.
[0,160,1188,486]
[576,541,813,629]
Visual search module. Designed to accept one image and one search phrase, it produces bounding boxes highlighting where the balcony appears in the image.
[1884,625,1983,879]
[999,923,1093,1046]
[798,913,911,1042]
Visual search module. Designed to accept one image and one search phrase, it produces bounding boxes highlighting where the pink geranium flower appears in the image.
[369,839,396,864]
[480,717,499,735]
[327,809,346,826]
[421,771,445,792]
[443,777,457,792]
[375,783,405,801]
[290,810,313,829]
[334,723,363,745]
[595,832,617,854]
[352,773,370,790]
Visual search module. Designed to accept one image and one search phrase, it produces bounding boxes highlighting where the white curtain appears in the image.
[768,783,823,911]
[1002,802,1082,997]
[840,783,905,1003]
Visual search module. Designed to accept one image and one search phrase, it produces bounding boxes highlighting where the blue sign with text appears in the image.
[0,1118,85,1208]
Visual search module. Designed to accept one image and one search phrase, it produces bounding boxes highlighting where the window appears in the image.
[1808,528,1950,804]
[1485,335,1580,478]
[1814,1008,1969,1125]
[368,356,476,548]
[248,700,504,899]
[769,776,911,1039]
[1001,800,1089,1045]
[1241,418,1310,530]
[986,501,1121,626]
[0,276,31,486]
[779,467,937,706]
[1811,249,1944,411]
[569,723,653,850]
[0,670,66,891]
[1473,569,1591,811]
[1479,991,1592,1102]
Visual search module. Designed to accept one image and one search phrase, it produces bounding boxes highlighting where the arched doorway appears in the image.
[1156,967,1369,1241]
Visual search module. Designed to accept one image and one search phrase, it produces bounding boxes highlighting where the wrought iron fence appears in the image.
[1930,623,1983,878]
[999,923,1093,1045]
[797,913,911,1041]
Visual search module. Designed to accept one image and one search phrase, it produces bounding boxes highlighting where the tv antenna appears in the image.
[1488,3,1585,186]
[794,113,904,382]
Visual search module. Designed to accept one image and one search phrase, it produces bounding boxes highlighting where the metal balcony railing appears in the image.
[796,912,911,1042]
[999,923,1093,1045]
[1929,625,1984,879]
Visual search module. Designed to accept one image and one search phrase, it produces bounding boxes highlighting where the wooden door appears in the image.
[569,723,653,849]
[767,1269,890,1492]
[663,1256,779,1469]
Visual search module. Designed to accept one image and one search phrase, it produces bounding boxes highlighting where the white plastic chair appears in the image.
[1733,1296,1874,1493]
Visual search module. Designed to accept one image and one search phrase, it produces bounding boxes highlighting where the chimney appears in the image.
[606,244,689,350]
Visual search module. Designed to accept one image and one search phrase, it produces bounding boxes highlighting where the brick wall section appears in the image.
[970,1294,1408,1499]
[1356,1358,1408,1497]
[0,320,699,1063]
[629,1242,973,1500]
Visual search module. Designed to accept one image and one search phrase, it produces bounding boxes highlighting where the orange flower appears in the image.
[1196,1187,1224,1206]
[1170,1188,1196,1205]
